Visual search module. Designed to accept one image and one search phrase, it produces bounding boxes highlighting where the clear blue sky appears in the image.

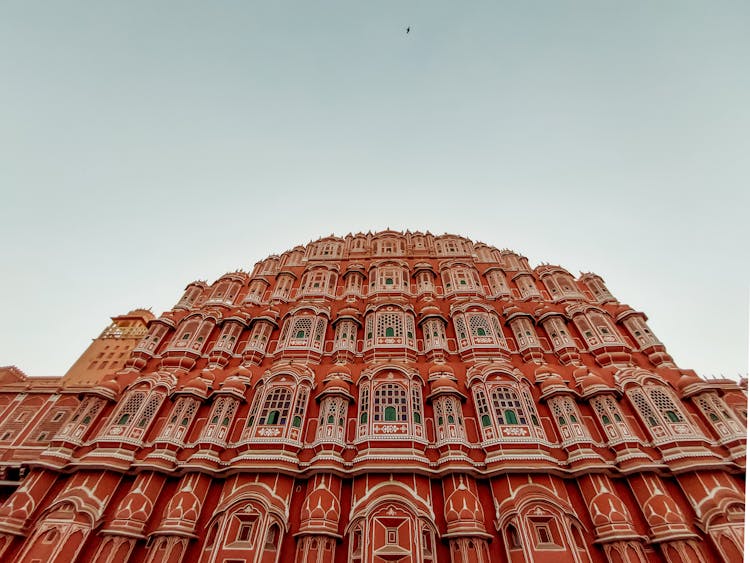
[1,2,747,378]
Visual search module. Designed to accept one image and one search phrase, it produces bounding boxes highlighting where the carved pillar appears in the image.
[602,541,648,563]
[295,475,341,563]
[443,475,492,563]
[294,535,336,563]
[658,539,708,563]
[576,475,648,562]
[448,537,491,563]
[91,535,137,563]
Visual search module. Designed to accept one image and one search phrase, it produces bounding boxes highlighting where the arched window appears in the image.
[370,263,408,291]
[245,278,269,304]
[491,387,526,425]
[110,392,146,429]
[453,310,509,356]
[334,319,358,352]
[106,390,165,441]
[591,395,631,441]
[260,388,292,426]
[300,268,337,296]
[175,285,202,308]
[422,318,447,352]
[278,314,327,354]
[358,384,370,429]
[433,396,465,442]
[159,397,198,441]
[411,385,422,423]
[486,269,510,297]
[373,383,408,423]
[469,315,492,338]
[135,394,162,429]
[244,321,273,355]
[176,321,198,346]
[441,264,481,295]
[358,375,424,440]
[694,392,744,440]
[201,397,239,440]
[378,313,403,338]
[516,273,541,298]
[59,397,104,440]
[550,396,590,442]
[207,279,241,304]
[627,384,697,441]
[316,396,348,443]
[244,381,310,443]
[291,386,309,432]
[364,308,417,353]
[135,324,169,353]
[474,381,544,441]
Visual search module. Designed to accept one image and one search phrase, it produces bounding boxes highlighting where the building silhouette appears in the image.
[0,230,745,562]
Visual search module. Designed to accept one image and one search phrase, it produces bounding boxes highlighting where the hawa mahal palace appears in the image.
[0,230,745,563]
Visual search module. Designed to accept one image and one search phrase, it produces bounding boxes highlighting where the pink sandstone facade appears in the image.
[0,230,746,563]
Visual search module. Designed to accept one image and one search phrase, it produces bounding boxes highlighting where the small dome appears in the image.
[444,483,483,525]
[258,307,280,321]
[615,304,632,315]
[200,367,218,381]
[643,493,685,526]
[183,376,209,395]
[430,375,459,394]
[301,482,340,523]
[540,373,568,393]
[324,377,351,393]
[337,306,361,318]
[428,363,454,377]
[590,491,629,527]
[573,367,608,393]
[221,376,246,393]
[164,488,200,523]
[677,371,703,392]
[229,365,253,379]
[327,364,352,378]
[502,304,521,317]
[418,304,442,317]
[114,489,152,522]
[344,263,366,274]
[535,364,562,379]
[96,377,122,395]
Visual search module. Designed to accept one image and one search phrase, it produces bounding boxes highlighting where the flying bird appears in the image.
[406,26,410,34]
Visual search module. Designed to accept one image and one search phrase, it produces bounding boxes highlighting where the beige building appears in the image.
[61,309,154,387]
